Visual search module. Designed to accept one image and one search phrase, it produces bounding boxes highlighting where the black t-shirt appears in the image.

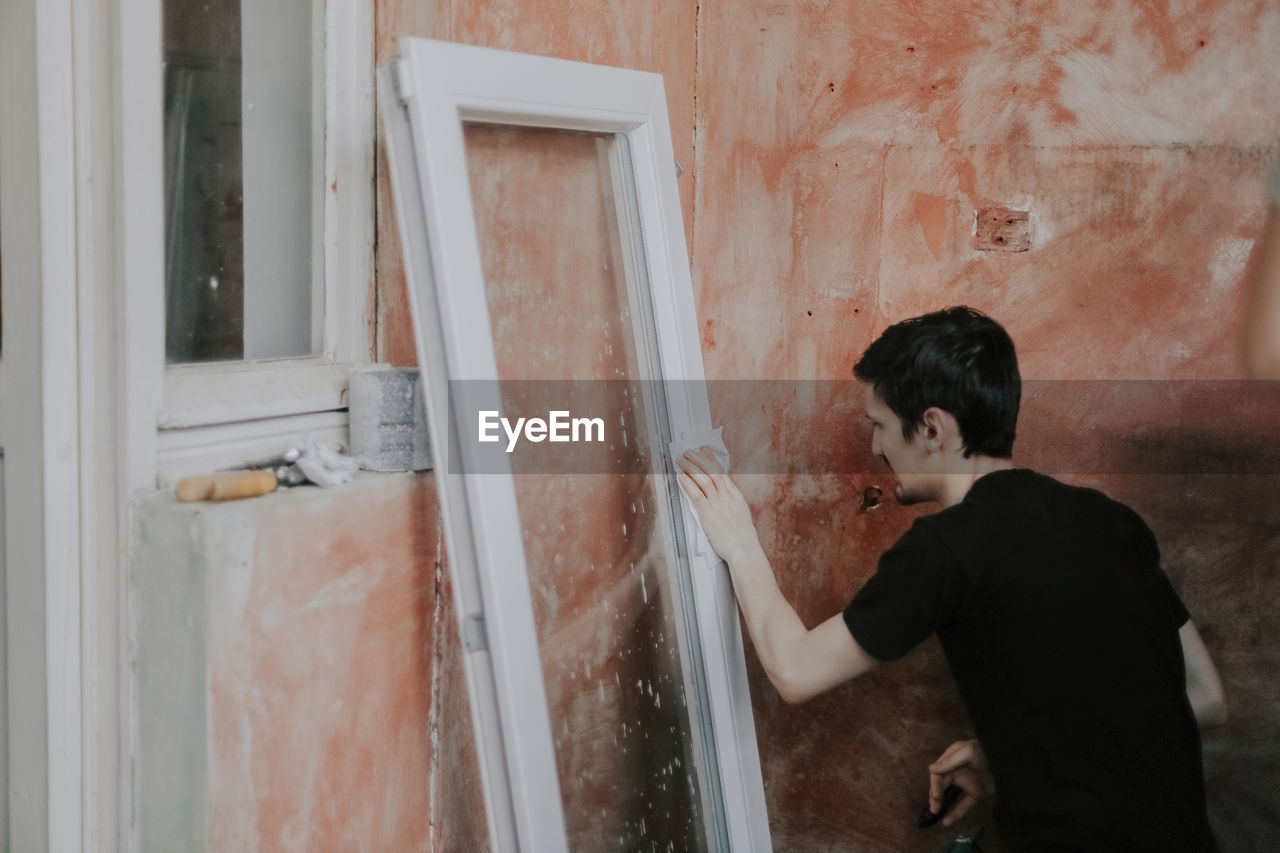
[843,469,1218,852]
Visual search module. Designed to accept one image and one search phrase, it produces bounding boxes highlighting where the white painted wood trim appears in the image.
[384,38,771,852]
[73,0,126,847]
[156,0,374,446]
[325,0,375,364]
[378,68,526,853]
[155,410,350,488]
[0,0,84,849]
[114,3,166,851]
[160,359,350,429]
[115,0,165,498]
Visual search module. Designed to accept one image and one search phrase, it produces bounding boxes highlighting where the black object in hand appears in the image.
[917,784,964,828]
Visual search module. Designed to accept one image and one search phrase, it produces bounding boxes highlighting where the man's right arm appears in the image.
[676,447,880,703]
[721,543,880,704]
[1180,620,1228,727]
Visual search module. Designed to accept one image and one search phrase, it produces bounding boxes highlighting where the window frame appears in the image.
[0,0,83,847]
[140,0,374,485]
[380,38,771,852]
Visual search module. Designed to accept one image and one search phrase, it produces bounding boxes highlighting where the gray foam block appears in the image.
[349,366,433,472]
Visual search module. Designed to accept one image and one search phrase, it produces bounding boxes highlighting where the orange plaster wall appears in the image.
[373,0,697,367]
[692,2,1280,851]
[203,476,451,852]
[367,1,1280,851]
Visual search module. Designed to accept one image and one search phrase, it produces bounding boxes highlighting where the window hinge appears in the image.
[462,612,489,652]
[392,56,414,106]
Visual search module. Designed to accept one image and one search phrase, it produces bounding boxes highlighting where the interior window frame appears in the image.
[379,38,771,852]
[140,0,374,485]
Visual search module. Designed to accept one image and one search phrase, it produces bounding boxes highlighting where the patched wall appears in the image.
[143,1,1278,850]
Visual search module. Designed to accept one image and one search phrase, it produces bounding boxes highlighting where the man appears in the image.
[676,306,1227,852]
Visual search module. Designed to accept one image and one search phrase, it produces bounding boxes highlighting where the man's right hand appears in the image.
[928,739,993,827]
[676,446,761,563]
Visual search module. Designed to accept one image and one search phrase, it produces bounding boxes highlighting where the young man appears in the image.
[676,306,1227,852]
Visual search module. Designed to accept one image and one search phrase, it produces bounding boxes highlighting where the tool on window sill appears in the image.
[174,442,356,502]
[175,470,281,502]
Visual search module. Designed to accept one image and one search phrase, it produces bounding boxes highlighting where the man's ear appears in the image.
[920,407,956,450]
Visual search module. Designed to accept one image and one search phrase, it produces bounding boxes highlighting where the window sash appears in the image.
[155,0,372,473]
[380,38,771,852]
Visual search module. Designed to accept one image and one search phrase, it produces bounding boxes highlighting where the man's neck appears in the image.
[936,456,1016,508]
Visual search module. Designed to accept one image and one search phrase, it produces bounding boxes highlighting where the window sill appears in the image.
[154,466,429,506]
[160,358,351,429]
[156,408,351,489]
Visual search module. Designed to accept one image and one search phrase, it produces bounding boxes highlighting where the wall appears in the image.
[374,1,1280,851]
[691,1,1280,850]
[134,1,1280,850]
[134,475,456,852]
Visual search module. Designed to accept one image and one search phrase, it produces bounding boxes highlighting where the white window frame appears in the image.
[380,38,771,852]
[0,0,83,849]
[126,0,375,485]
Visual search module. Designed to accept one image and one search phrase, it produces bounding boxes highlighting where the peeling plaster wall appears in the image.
[372,2,1280,851]
[690,2,1280,851]
[134,476,452,852]
[131,1,1280,851]
[368,0,1280,850]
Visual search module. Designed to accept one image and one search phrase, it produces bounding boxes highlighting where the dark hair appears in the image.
[853,306,1020,458]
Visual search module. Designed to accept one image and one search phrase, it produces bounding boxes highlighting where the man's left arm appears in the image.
[1180,619,1228,728]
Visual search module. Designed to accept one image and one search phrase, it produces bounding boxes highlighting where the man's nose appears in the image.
[870,433,881,458]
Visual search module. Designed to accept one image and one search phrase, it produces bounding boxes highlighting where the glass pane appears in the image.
[464,122,714,851]
[162,0,317,363]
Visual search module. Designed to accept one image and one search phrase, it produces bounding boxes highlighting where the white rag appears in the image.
[668,427,730,559]
[296,439,360,488]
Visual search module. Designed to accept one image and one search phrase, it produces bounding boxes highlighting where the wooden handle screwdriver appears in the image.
[175,470,278,502]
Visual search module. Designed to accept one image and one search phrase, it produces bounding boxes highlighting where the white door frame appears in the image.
[380,38,771,852]
[0,0,85,849]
